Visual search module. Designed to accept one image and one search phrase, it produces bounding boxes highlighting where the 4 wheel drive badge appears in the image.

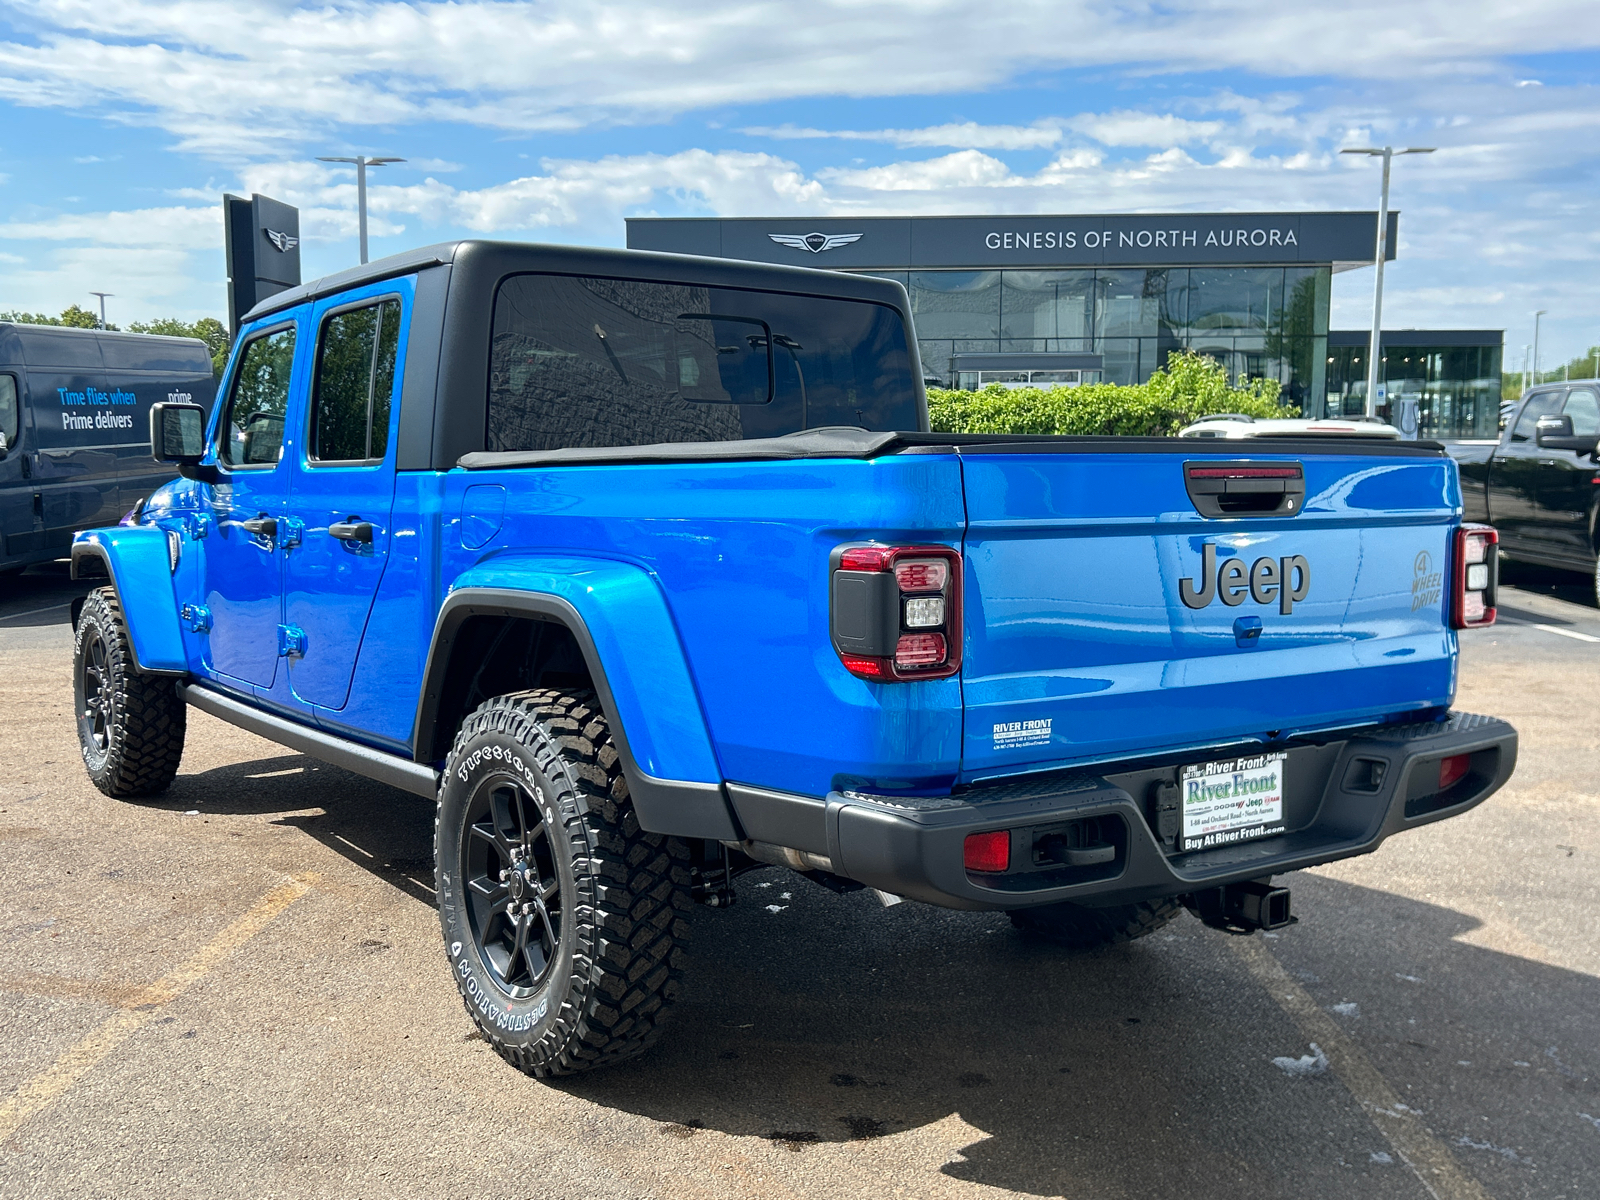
[768,232,863,253]
[265,229,299,252]
[1180,542,1311,615]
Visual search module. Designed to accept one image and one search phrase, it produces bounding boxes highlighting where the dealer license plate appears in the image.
[1177,752,1287,852]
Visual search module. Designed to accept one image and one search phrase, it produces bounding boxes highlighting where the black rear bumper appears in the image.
[726,711,1517,911]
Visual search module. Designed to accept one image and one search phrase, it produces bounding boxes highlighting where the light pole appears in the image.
[1341,146,1435,419]
[1532,310,1547,386]
[316,155,406,264]
[1522,344,1532,395]
[89,291,113,329]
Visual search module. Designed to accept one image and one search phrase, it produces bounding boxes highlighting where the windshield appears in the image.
[487,273,919,452]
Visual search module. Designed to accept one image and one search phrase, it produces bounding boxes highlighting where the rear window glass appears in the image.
[487,274,918,452]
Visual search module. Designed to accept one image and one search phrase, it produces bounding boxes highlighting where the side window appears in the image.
[221,326,297,467]
[0,374,17,448]
[309,298,402,463]
[1510,392,1561,442]
[1562,388,1600,436]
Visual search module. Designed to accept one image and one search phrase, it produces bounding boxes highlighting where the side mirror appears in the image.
[149,402,217,482]
[1536,414,1574,446]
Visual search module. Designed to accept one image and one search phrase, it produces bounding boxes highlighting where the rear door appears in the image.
[19,331,121,550]
[958,445,1458,778]
[282,284,407,711]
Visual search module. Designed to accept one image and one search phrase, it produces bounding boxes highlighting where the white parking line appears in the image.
[0,874,315,1144]
[0,603,70,623]
[1533,623,1600,643]
[1231,937,1491,1200]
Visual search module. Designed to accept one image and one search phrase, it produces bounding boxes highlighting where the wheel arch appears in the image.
[69,530,186,675]
[414,579,738,841]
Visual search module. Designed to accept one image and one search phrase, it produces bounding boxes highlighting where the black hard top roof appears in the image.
[240,239,912,325]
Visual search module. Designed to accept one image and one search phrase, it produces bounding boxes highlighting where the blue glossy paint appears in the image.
[447,555,721,784]
[102,264,1482,816]
[958,451,1460,781]
[72,526,186,672]
[284,277,415,712]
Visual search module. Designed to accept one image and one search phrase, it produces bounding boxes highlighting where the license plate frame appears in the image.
[1176,752,1288,853]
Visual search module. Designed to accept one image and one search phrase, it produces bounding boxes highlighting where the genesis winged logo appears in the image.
[265,229,300,253]
[768,231,863,254]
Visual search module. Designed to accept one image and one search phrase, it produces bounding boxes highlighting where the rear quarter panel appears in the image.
[440,454,966,797]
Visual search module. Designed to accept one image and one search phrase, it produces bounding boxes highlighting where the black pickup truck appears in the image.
[1452,382,1600,598]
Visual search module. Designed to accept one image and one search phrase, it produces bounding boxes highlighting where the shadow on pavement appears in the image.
[1499,559,1596,609]
[154,751,1599,1199]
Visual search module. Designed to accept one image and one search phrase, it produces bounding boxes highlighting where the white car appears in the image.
[1179,414,1402,440]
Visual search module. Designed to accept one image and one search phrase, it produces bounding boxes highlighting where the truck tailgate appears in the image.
[958,444,1460,780]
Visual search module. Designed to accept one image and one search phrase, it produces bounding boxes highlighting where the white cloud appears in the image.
[743,122,1064,150]
[1065,111,1224,147]
[1,1,1597,155]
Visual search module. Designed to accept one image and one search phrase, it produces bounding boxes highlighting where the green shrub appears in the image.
[928,350,1293,437]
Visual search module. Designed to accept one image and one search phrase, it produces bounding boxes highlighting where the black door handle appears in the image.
[241,515,277,537]
[329,519,373,544]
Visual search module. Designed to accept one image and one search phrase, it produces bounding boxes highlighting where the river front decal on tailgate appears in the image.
[993,717,1052,751]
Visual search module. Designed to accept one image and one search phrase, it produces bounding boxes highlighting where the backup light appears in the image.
[964,830,1010,873]
[1451,524,1498,629]
[902,596,945,628]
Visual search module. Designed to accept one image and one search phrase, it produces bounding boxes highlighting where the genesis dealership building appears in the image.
[627,213,1501,439]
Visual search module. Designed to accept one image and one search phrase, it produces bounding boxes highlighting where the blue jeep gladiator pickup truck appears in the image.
[69,241,1517,1077]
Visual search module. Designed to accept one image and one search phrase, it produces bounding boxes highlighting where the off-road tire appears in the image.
[73,586,186,797]
[1009,897,1183,949]
[436,688,691,1076]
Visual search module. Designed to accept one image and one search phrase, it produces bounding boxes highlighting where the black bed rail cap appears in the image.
[458,427,906,470]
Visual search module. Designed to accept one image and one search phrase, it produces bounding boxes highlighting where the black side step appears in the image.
[178,684,440,798]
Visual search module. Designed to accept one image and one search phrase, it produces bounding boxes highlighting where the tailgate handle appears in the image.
[1184,461,1305,519]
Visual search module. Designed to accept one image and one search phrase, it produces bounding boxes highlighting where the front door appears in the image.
[200,318,303,690]
[1490,391,1562,553]
[1537,386,1600,562]
[282,288,407,711]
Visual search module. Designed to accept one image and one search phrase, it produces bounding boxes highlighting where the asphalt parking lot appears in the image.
[0,559,1595,1200]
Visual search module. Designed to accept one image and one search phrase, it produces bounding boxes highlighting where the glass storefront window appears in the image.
[910,271,1000,340]
[1000,271,1095,344]
[1188,268,1285,333]
[1095,269,1164,340]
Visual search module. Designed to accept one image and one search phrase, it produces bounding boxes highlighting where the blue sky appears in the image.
[0,1,1596,369]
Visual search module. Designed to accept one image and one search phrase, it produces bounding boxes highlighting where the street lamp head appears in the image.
[1340,147,1383,155]
[1396,148,1437,155]
[317,156,361,164]
[366,157,406,166]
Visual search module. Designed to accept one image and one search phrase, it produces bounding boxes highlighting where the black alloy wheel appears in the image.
[436,688,692,1076]
[78,627,114,763]
[71,587,186,798]
[463,778,563,996]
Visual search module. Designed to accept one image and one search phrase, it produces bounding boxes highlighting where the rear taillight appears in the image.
[831,543,962,681]
[1452,524,1498,629]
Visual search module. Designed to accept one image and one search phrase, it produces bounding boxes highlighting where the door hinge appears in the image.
[183,512,211,540]
[277,624,307,658]
[279,517,304,549]
[180,603,212,633]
